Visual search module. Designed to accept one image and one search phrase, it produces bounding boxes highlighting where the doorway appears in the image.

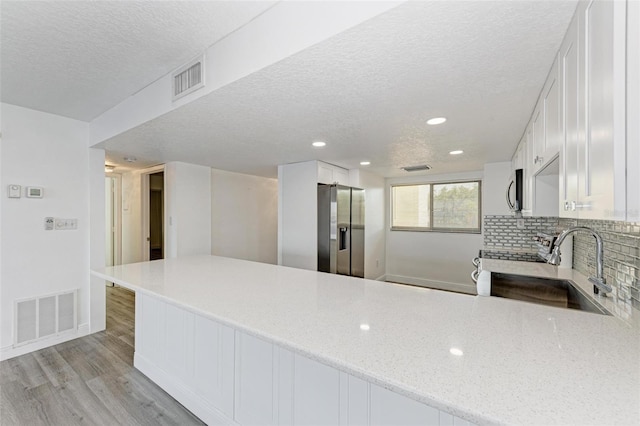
[148,171,164,260]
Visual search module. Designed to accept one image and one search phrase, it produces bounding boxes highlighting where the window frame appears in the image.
[390,179,482,234]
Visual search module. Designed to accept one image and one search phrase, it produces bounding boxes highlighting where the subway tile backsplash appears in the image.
[483,216,561,250]
[483,215,640,309]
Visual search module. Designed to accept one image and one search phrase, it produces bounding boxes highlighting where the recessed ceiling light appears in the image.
[449,347,464,356]
[427,117,447,125]
[312,141,326,148]
[449,150,464,155]
[360,161,370,166]
[360,324,370,331]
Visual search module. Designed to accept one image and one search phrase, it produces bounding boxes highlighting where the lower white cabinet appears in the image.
[135,293,235,424]
[135,293,475,426]
[370,384,439,426]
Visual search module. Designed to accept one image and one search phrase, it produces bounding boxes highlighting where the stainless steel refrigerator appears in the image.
[317,184,364,277]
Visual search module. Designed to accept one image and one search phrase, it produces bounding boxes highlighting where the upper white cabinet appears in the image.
[559,0,627,220]
[626,0,640,222]
[532,57,561,175]
[317,162,350,185]
[559,15,580,217]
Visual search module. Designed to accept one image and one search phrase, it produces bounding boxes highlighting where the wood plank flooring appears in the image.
[0,286,205,426]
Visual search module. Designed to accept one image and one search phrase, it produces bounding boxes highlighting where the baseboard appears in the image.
[134,353,237,425]
[374,274,387,282]
[0,322,91,361]
[385,275,477,295]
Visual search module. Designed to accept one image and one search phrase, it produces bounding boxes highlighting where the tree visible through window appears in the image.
[391,181,480,232]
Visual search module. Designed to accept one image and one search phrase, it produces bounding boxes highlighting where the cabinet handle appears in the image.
[534,155,543,164]
[564,201,570,211]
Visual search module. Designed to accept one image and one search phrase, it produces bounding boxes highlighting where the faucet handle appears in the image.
[588,276,612,294]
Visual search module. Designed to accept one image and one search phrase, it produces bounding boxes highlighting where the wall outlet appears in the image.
[516,218,525,229]
[44,217,54,230]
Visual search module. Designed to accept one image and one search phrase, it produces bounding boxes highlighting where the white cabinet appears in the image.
[558,0,627,220]
[531,57,561,174]
[136,296,477,426]
[370,384,439,425]
[531,105,545,174]
[626,0,640,222]
[559,15,580,218]
[234,331,277,425]
[318,161,350,185]
[135,293,235,425]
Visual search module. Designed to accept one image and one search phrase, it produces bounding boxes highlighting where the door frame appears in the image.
[105,173,122,267]
[141,165,166,261]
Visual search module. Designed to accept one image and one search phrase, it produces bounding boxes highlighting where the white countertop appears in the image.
[93,256,640,425]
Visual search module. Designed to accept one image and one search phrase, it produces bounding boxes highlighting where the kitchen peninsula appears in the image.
[92,255,640,425]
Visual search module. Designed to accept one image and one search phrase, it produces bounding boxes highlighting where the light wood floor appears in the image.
[0,286,205,426]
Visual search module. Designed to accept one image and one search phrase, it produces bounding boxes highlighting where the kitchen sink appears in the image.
[490,272,610,315]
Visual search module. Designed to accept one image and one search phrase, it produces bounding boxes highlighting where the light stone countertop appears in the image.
[93,255,640,425]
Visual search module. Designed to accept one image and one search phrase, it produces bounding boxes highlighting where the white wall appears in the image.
[278,161,318,270]
[0,103,104,359]
[165,162,211,258]
[385,171,483,293]
[350,169,386,280]
[482,162,512,216]
[121,169,143,264]
[211,169,278,264]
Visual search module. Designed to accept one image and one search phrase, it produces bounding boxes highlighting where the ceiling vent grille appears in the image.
[172,55,205,101]
[402,164,431,172]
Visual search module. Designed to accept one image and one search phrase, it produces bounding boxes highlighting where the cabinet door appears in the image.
[559,16,579,218]
[234,332,276,425]
[333,167,350,186]
[318,163,334,184]
[369,383,439,425]
[531,106,545,174]
[627,0,640,222]
[542,57,561,164]
[579,0,626,220]
[293,354,340,425]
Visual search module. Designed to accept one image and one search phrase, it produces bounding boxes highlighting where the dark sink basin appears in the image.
[490,272,610,315]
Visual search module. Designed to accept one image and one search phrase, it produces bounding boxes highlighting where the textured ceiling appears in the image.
[98,0,578,178]
[0,1,276,121]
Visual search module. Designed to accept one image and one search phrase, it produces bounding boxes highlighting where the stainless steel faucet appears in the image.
[547,226,612,295]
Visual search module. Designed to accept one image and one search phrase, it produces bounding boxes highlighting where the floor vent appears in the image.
[14,290,77,346]
[172,55,205,101]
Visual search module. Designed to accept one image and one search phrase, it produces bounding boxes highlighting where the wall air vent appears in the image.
[14,290,77,347]
[402,164,431,172]
[172,55,205,101]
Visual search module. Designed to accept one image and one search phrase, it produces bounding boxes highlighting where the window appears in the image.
[391,181,481,233]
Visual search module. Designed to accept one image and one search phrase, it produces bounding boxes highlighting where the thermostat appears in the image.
[7,184,21,198]
[26,186,43,198]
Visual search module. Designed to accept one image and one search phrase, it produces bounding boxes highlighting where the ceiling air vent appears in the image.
[172,55,205,101]
[402,164,431,172]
